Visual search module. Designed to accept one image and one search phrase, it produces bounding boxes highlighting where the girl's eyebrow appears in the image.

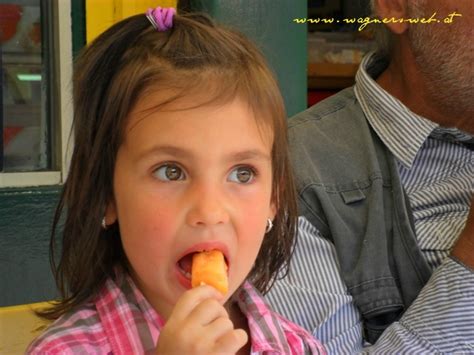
[227,150,271,162]
[137,145,192,161]
[137,145,271,162]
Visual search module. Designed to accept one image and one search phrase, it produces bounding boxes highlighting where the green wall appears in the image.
[191,0,307,117]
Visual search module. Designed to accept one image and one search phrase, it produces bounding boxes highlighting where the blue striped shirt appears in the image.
[266,52,474,354]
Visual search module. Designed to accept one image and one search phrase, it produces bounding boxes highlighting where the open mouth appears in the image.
[177,252,195,279]
[177,250,229,280]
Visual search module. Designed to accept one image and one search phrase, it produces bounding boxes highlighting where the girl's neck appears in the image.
[226,300,251,354]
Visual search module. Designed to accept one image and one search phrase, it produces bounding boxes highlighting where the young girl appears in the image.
[27,7,325,354]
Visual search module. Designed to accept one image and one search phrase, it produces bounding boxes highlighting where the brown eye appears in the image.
[228,166,255,183]
[154,164,185,181]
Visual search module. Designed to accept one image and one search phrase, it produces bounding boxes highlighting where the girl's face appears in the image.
[107,93,276,319]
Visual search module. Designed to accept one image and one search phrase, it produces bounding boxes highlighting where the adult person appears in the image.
[266,0,473,353]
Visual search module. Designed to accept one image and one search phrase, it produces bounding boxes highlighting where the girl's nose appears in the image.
[185,184,230,227]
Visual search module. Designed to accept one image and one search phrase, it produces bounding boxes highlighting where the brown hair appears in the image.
[41,12,297,319]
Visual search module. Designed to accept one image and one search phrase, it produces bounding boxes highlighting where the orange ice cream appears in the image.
[191,250,228,295]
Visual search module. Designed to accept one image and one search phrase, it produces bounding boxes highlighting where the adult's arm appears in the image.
[367,198,474,353]
[265,216,474,354]
[364,258,473,353]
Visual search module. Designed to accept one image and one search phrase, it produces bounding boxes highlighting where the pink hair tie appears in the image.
[146,7,176,31]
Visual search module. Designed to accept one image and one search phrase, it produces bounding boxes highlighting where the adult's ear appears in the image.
[373,0,409,34]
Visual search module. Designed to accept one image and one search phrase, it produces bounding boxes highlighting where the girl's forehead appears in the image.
[127,88,274,135]
[118,96,274,166]
[122,92,274,151]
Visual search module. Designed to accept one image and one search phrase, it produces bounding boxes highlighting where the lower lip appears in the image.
[175,265,192,290]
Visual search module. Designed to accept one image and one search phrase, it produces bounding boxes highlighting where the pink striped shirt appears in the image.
[27,270,325,354]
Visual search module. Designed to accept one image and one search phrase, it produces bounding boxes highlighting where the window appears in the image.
[0,0,73,187]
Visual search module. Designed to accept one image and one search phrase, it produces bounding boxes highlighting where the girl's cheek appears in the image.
[144,207,178,235]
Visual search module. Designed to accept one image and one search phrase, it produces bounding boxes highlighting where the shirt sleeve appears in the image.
[265,216,474,354]
[363,257,474,354]
[25,307,112,355]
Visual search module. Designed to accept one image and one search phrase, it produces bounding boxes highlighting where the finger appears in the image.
[169,285,223,321]
[187,298,229,326]
[214,329,249,354]
[203,316,234,339]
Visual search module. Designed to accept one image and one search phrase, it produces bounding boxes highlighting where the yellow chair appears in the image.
[0,302,51,354]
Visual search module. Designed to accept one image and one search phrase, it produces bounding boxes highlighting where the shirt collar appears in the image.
[234,281,293,354]
[430,126,474,148]
[97,271,298,354]
[96,270,160,353]
[354,52,438,168]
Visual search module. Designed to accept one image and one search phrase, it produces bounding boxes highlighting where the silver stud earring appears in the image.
[101,217,107,230]
[265,218,273,233]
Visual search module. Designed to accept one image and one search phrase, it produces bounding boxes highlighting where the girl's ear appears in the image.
[105,200,118,225]
[374,0,409,34]
[269,202,277,221]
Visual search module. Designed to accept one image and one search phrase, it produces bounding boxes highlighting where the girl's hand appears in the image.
[155,285,248,354]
